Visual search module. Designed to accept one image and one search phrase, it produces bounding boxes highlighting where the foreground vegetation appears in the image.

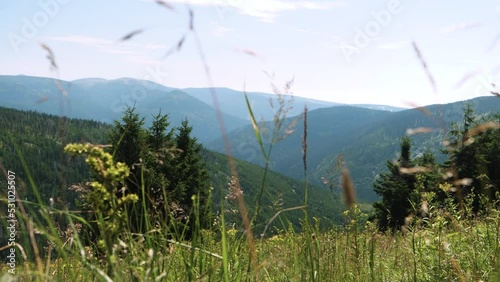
[1,202,499,281]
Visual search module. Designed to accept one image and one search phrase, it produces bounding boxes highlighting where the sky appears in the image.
[1,0,499,108]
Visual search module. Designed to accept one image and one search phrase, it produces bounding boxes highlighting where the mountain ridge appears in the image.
[206,96,500,201]
[0,75,247,143]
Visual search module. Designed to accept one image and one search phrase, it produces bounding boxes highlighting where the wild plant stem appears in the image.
[253,146,272,228]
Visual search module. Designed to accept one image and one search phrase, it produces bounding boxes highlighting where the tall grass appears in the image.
[3,191,499,281]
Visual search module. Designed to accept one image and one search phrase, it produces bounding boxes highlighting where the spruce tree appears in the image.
[145,111,175,218]
[479,113,500,201]
[446,104,480,211]
[108,106,148,232]
[107,110,212,236]
[108,106,147,196]
[373,136,418,231]
[444,105,500,212]
[171,119,212,232]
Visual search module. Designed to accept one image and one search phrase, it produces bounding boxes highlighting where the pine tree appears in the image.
[444,105,500,212]
[479,113,500,201]
[107,110,212,236]
[413,151,441,194]
[108,106,147,195]
[444,104,485,213]
[108,106,148,232]
[171,119,212,232]
[373,136,418,231]
[145,111,175,218]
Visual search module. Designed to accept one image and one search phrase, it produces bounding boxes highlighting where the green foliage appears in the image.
[11,201,500,281]
[372,136,419,231]
[64,143,138,275]
[443,104,500,212]
[0,107,110,208]
[373,104,500,231]
[171,119,212,231]
[107,107,212,238]
[204,148,344,236]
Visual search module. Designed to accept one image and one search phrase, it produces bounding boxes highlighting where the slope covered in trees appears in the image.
[0,107,110,209]
[207,96,500,201]
[0,106,344,238]
[372,105,500,231]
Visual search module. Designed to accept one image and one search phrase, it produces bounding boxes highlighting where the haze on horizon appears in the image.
[1,0,499,108]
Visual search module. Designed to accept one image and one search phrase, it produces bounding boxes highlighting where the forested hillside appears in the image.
[0,107,110,208]
[0,106,344,234]
[208,96,500,201]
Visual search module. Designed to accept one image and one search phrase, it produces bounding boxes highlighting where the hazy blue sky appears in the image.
[1,0,499,107]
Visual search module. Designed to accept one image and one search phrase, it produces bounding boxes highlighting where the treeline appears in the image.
[372,104,500,231]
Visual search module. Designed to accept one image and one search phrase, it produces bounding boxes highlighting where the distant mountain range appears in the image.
[0,75,405,143]
[181,88,406,122]
[0,75,247,143]
[182,87,341,121]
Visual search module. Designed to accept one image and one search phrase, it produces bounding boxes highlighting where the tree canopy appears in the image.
[107,107,212,237]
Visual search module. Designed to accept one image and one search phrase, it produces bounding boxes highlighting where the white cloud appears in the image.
[214,25,234,36]
[157,0,346,22]
[50,35,112,46]
[126,55,165,65]
[377,40,409,50]
[440,22,483,34]
[48,35,167,55]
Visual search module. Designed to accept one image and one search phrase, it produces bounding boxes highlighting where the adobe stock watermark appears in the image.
[6,170,18,275]
[235,139,258,164]
[7,0,71,54]
[341,0,404,63]
[213,0,243,22]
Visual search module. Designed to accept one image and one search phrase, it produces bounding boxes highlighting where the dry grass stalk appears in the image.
[181,8,258,271]
[406,127,434,135]
[155,0,174,10]
[453,68,484,89]
[412,41,437,93]
[120,29,144,41]
[40,43,67,97]
[492,82,499,96]
[399,166,432,174]
[341,168,356,208]
[467,121,500,136]
[163,35,187,58]
[40,43,70,208]
[453,178,473,186]
[302,106,308,175]
[41,43,58,70]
